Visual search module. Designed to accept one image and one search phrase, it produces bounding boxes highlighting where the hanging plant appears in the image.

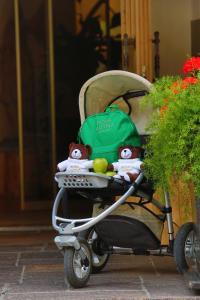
[143,57,200,194]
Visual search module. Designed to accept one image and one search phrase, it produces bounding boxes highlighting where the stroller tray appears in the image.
[55,172,110,189]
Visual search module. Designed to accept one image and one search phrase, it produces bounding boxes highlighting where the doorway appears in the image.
[0,0,121,224]
[0,0,56,214]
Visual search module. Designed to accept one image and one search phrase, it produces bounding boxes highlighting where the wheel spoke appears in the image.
[73,245,90,279]
[74,257,81,267]
[185,230,198,268]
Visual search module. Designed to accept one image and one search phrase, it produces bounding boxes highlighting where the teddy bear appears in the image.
[57,143,93,173]
[108,146,143,182]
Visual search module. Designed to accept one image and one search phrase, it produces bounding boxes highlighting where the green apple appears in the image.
[106,171,116,176]
[93,158,108,174]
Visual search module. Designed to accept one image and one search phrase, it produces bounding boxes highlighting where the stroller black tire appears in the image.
[63,239,92,288]
[173,222,195,274]
[79,228,110,274]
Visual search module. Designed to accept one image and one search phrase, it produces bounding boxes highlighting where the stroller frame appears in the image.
[52,171,174,288]
[52,71,195,288]
[52,172,174,251]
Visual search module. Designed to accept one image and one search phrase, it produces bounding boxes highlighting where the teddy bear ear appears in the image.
[85,145,92,155]
[69,142,75,150]
[132,146,142,157]
[69,142,76,155]
[118,146,124,157]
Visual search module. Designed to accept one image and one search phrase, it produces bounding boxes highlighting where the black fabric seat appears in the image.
[95,215,161,249]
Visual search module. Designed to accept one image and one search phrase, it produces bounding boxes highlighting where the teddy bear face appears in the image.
[69,143,91,160]
[120,148,133,159]
[118,146,141,159]
[70,149,82,159]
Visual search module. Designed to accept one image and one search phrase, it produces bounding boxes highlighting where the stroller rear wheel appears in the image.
[79,228,109,274]
[174,222,198,273]
[63,239,92,288]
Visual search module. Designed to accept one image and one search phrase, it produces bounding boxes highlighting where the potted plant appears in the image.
[143,57,200,286]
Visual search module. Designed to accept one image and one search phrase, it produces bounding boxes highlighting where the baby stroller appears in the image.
[52,70,194,288]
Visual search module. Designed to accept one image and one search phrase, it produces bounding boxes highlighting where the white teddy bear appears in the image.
[57,143,93,173]
[110,146,143,182]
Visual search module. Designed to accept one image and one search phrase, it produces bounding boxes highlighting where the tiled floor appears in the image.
[0,231,200,300]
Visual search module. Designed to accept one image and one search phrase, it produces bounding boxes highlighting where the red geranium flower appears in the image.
[171,80,181,94]
[170,77,198,94]
[182,76,198,84]
[160,98,169,117]
[183,57,200,75]
[160,105,168,118]
[160,60,199,119]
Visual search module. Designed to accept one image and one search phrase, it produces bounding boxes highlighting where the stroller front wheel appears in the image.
[174,222,198,273]
[79,228,110,274]
[63,239,92,288]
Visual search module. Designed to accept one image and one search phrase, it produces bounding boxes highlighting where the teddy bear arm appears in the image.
[83,160,93,169]
[57,160,69,172]
[134,160,143,170]
[107,163,114,171]
[111,162,119,171]
[140,163,145,170]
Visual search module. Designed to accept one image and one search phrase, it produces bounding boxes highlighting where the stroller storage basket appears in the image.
[55,172,111,189]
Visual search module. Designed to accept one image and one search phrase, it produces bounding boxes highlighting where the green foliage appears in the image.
[143,76,200,194]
